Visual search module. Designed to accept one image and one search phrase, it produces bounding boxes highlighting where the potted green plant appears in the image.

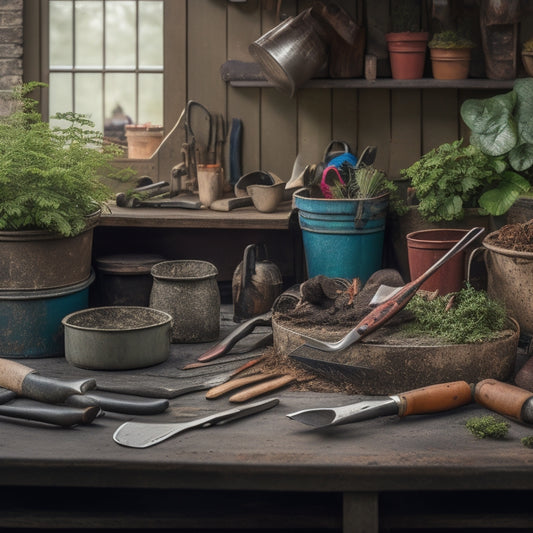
[0,82,133,358]
[0,82,131,290]
[385,0,429,80]
[428,30,475,80]
[400,139,529,224]
[293,163,398,283]
[522,38,533,77]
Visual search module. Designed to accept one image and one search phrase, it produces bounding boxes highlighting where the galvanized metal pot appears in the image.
[480,233,533,335]
[62,306,172,370]
[149,260,220,343]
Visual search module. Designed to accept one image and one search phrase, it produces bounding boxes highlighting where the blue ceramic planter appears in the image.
[294,190,389,282]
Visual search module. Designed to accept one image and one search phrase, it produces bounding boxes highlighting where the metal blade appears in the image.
[287,397,397,428]
[113,397,279,448]
[289,347,374,382]
[369,284,404,306]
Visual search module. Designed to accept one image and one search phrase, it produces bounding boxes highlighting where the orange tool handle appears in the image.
[229,375,296,403]
[398,381,473,417]
[475,379,533,421]
[206,373,278,400]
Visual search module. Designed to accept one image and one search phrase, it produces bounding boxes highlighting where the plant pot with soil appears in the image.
[392,137,530,289]
[428,30,475,80]
[294,159,399,283]
[0,83,132,357]
[385,0,428,80]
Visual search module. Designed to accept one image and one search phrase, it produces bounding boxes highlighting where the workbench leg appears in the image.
[343,492,379,533]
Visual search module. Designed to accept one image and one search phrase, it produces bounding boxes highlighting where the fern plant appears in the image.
[401,139,530,222]
[0,83,132,237]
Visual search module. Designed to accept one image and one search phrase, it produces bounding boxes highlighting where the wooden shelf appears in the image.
[229,77,515,90]
[221,60,516,90]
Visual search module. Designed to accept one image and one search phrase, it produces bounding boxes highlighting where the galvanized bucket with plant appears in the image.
[0,82,133,291]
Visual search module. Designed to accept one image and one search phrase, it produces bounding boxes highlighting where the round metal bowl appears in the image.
[62,306,172,370]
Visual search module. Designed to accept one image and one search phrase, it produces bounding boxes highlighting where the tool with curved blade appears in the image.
[291,226,485,353]
[287,381,473,428]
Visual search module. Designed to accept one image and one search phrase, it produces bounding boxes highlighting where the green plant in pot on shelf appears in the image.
[428,30,475,80]
[0,82,134,291]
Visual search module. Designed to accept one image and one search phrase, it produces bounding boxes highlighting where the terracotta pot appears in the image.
[385,32,429,79]
[522,51,533,77]
[406,228,470,295]
[430,48,471,80]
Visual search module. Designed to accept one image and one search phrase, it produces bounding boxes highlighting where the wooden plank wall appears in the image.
[171,0,532,181]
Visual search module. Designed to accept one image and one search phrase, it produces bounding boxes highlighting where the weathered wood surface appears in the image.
[1,306,533,531]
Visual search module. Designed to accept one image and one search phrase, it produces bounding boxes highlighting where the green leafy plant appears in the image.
[404,284,507,344]
[428,30,474,49]
[522,436,533,448]
[460,78,533,178]
[400,139,530,222]
[466,415,510,439]
[0,82,133,237]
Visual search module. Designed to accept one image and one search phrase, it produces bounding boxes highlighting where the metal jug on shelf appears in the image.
[232,243,283,322]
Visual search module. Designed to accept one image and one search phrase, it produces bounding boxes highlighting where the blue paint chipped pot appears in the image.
[293,189,389,282]
[0,271,94,358]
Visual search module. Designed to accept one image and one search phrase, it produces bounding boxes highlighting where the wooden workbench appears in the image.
[95,200,305,289]
[2,307,533,532]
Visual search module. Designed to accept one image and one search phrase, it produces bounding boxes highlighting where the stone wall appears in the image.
[0,0,22,114]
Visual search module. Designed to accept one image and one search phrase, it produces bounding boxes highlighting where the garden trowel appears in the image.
[288,226,485,354]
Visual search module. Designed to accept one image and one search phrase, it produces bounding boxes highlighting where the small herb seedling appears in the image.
[466,415,510,439]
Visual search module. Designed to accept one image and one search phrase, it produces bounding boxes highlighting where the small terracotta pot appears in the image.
[430,48,471,80]
[386,32,429,80]
[522,51,533,77]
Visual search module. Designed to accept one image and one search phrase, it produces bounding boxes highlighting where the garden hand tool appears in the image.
[98,357,264,398]
[113,397,279,448]
[287,379,533,429]
[289,226,485,354]
[196,284,302,363]
[287,381,473,428]
[0,359,169,415]
[0,388,99,427]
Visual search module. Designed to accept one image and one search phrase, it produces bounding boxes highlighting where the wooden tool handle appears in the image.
[475,379,533,421]
[206,373,277,399]
[0,358,96,404]
[398,381,473,417]
[229,375,295,403]
[0,359,35,393]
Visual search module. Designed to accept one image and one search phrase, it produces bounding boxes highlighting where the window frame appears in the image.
[23,0,184,136]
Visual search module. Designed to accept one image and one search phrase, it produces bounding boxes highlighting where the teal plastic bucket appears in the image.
[0,271,94,358]
[294,190,389,282]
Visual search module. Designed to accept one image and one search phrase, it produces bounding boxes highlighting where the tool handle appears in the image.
[229,375,295,403]
[355,283,418,338]
[206,373,276,399]
[475,379,533,422]
[0,358,96,404]
[397,381,473,417]
[0,403,99,427]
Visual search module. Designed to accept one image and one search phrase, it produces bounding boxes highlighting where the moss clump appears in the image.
[466,415,510,439]
[428,30,475,49]
[404,284,507,344]
[523,39,533,53]
[521,436,533,448]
